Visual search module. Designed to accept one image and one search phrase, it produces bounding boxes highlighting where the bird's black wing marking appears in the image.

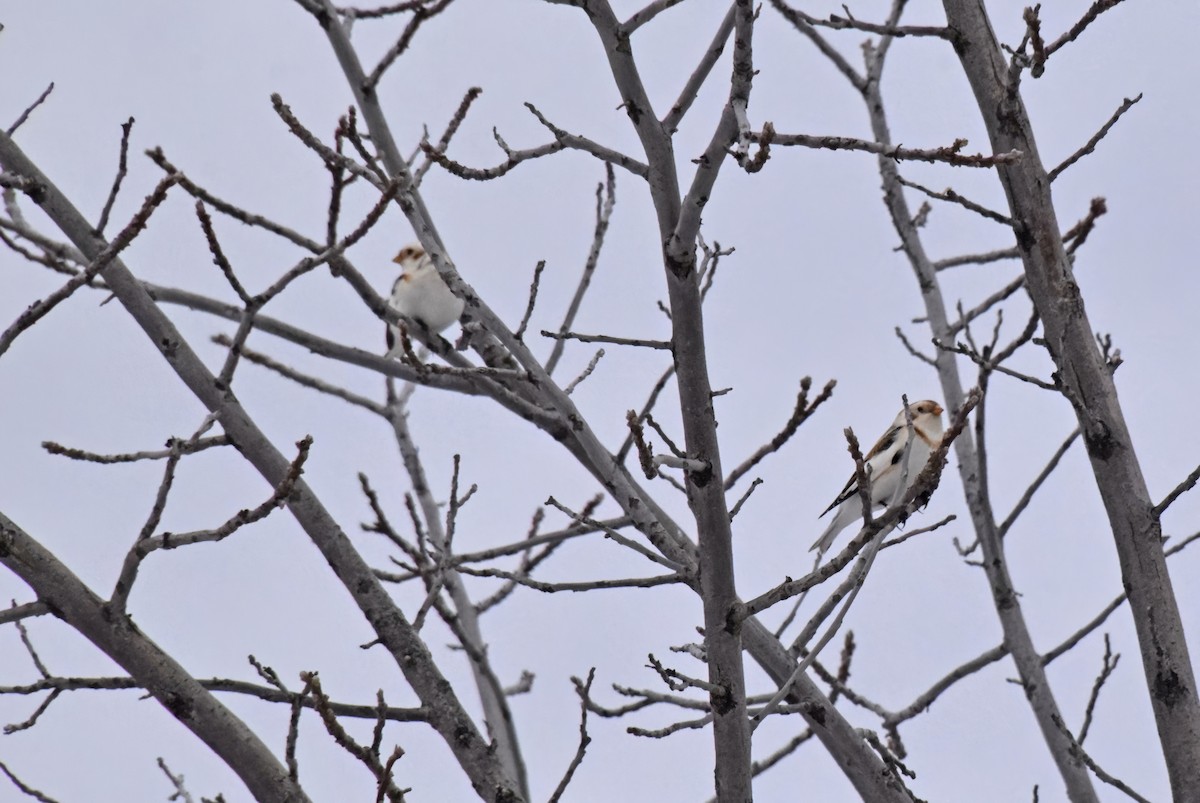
[820,425,902,516]
[385,326,395,351]
[864,425,901,460]
[820,475,859,517]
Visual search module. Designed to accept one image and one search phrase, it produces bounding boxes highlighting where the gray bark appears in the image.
[862,61,1099,803]
[309,0,917,797]
[942,1,1200,798]
[0,130,524,803]
[0,511,312,803]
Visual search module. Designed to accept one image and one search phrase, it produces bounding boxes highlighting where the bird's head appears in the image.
[392,244,429,275]
[907,399,945,437]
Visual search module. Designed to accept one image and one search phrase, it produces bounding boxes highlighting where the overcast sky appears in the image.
[2,1,1198,801]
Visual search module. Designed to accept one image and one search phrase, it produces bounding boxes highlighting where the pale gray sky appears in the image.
[1,1,1198,801]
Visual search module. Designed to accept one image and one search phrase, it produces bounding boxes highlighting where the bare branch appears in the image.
[1077,634,1119,745]
[523,103,651,178]
[546,165,617,374]
[626,409,658,481]
[211,334,388,415]
[139,437,310,554]
[1049,95,1141,181]
[449,564,684,593]
[0,175,178,358]
[1154,461,1200,517]
[662,4,738,133]
[300,673,409,802]
[157,759,199,803]
[897,175,1012,224]
[622,0,687,33]
[332,1,434,19]
[1000,428,1081,537]
[1044,0,1128,59]
[768,0,865,92]
[514,259,546,342]
[1021,5,1048,78]
[109,436,311,613]
[421,135,565,180]
[1050,714,1151,803]
[894,326,937,366]
[0,760,58,803]
[616,367,675,463]
[934,245,1019,271]
[724,377,835,489]
[42,432,228,463]
[363,0,456,91]
[195,201,252,304]
[0,511,310,801]
[94,117,135,237]
[888,645,1008,726]
[6,83,55,136]
[563,349,605,395]
[728,478,762,521]
[937,338,1057,390]
[771,3,951,39]
[545,496,685,573]
[413,86,483,185]
[761,131,1021,167]
[542,330,668,350]
[0,602,50,627]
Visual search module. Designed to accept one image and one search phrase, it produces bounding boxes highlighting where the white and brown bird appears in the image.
[385,243,465,352]
[811,399,945,554]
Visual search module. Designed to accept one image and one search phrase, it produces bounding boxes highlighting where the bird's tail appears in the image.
[810,505,854,553]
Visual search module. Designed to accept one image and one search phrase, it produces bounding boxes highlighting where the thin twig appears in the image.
[413,86,483,186]
[728,478,763,521]
[897,175,1012,224]
[1077,634,1119,745]
[1000,428,1080,536]
[1050,714,1150,803]
[1049,94,1141,181]
[772,3,951,39]
[94,117,135,236]
[563,349,605,395]
[543,331,668,350]
[514,260,546,342]
[0,761,59,803]
[622,0,688,33]
[548,668,595,802]
[1154,461,1200,517]
[6,83,55,136]
[1044,0,1127,59]
[760,131,1021,167]
[547,164,616,375]
[363,0,456,91]
[724,377,835,489]
[662,4,738,133]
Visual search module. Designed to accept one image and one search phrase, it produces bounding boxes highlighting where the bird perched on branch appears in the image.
[811,399,944,554]
[385,243,464,353]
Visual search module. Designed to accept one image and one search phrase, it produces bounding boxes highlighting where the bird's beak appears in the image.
[932,403,944,416]
[392,253,405,265]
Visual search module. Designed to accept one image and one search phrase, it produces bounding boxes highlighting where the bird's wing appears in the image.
[819,423,908,516]
[819,474,858,518]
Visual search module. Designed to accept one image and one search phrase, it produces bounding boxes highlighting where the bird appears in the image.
[385,243,465,353]
[811,399,945,554]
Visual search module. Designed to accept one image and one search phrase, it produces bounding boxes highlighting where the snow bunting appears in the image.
[811,399,945,553]
[385,244,465,351]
